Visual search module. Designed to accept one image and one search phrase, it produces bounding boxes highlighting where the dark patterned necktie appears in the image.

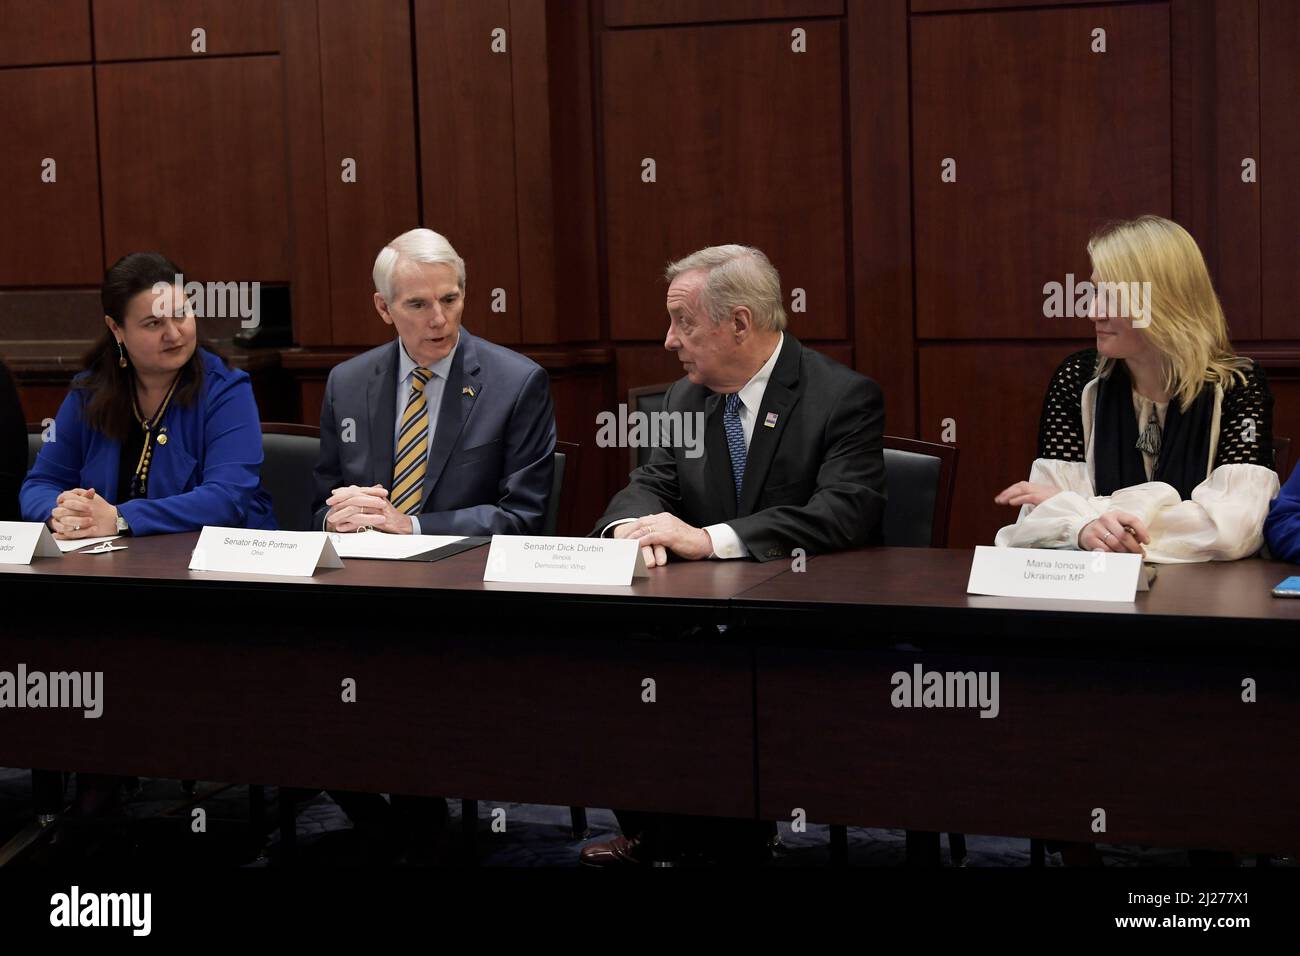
[723,392,746,505]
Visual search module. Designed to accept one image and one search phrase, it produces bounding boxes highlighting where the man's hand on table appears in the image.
[614,513,713,567]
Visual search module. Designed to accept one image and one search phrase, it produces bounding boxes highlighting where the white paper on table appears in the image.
[56,535,121,553]
[328,532,465,560]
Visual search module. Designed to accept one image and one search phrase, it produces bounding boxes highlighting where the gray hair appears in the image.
[664,244,787,332]
[373,228,465,302]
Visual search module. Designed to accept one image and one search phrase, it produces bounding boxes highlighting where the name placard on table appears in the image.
[189,527,342,577]
[0,522,62,565]
[483,535,649,586]
[967,545,1148,602]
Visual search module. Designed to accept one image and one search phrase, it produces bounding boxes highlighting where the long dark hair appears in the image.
[77,252,205,441]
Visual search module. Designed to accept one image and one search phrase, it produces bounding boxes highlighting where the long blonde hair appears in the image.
[1087,215,1250,411]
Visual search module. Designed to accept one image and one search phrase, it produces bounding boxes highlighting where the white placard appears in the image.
[0,522,63,564]
[967,546,1147,602]
[330,532,465,560]
[482,535,649,586]
[188,527,343,577]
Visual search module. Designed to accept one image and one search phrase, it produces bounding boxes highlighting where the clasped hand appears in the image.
[49,488,118,539]
[326,485,412,534]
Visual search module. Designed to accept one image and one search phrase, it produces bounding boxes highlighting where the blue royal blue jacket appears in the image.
[1264,460,1300,563]
[21,348,276,535]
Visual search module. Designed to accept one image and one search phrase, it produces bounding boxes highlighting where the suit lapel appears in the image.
[368,341,399,488]
[420,330,480,508]
[702,390,737,521]
[738,336,802,516]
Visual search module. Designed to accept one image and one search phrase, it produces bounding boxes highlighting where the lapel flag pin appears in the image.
[462,385,476,397]
[764,411,779,428]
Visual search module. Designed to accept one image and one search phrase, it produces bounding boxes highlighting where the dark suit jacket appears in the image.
[312,329,556,535]
[593,335,886,561]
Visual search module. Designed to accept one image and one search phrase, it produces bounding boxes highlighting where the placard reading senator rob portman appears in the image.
[188,527,343,577]
[483,535,649,586]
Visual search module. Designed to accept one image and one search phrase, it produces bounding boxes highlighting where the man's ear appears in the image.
[374,292,394,326]
[731,305,753,341]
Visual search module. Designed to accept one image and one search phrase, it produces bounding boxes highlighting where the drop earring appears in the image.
[116,340,127,368]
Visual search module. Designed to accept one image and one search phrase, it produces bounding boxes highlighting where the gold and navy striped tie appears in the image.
[391,367,432,514]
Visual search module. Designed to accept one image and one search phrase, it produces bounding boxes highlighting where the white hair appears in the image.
[664,244,787,332]
[373,228,465,302]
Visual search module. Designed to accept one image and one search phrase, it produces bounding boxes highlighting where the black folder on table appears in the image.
[405,536,491,562]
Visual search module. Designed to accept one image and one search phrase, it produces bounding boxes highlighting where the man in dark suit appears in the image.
[581,244,886,865]
[312,228,555,537]
[311,228,555,860]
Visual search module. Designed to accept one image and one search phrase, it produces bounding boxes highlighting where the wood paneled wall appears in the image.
[2,0,1298,542]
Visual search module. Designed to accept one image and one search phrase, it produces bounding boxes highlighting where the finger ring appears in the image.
[1103,530,1112,540]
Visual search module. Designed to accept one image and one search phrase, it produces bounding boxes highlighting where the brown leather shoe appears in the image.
[579,835,646,867]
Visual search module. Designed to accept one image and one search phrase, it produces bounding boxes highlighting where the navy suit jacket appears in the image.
[21,348,276,534]
[312,329,556,535]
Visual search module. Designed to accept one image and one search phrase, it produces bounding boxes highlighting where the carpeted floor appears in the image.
[0,768,1275,867]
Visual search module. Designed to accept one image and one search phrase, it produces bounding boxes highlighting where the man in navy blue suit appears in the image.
[310,228,556,860]
[312,227,555,537]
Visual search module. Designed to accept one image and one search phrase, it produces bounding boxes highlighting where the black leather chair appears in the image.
[880,438,957,548]
[26,424,43,470]
[828,436,958,866]
[626,383,671,473]
[257,423,321,531]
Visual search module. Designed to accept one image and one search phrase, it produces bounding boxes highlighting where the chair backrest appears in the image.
[543,440,581,535]
[1273,436,1292,480]
[881,436,958,548]
[26,423,43,470]
[543,451,566,535]
[626,382,672,472]
[259,423,321,532]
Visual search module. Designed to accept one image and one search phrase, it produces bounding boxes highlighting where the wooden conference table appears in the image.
[1,534,1297,854]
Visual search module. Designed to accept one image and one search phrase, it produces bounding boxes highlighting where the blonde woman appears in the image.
[994,215,1278,562]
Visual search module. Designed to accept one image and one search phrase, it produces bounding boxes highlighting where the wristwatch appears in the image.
[115,511,131,536]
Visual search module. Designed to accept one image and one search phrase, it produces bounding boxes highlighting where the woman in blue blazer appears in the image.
[1265,462,1300,562]
[22,252,275,538]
